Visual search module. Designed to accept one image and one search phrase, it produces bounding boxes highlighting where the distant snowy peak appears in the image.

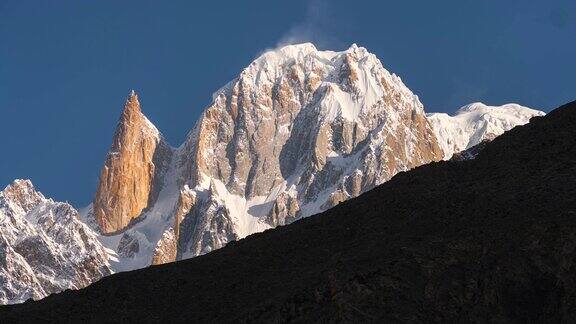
[211,42,420,123]
[0,180,111,305]
[1,179,45,214]
[427,102,545,159]
[456,102,541,117]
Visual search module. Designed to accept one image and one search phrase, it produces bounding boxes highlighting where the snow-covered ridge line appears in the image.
[427,102,545,159]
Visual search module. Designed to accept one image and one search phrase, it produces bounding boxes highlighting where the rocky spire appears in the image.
[124,90,140,112]
[93,91,172,234]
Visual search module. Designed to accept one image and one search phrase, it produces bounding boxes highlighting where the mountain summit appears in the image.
[93,91,173,234]
[174,42,445,258]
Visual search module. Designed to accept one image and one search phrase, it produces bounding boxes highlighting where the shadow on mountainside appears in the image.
[1,101,576,323]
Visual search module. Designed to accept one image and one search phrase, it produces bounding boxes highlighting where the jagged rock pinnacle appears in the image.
[123,90,141,116]
[93,91,172,234]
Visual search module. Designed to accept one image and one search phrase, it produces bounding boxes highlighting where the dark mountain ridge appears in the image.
[1,101,575,322]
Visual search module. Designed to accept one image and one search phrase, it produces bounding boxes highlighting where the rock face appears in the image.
[0,180,111,305]
[93,91,173,234]
[427,102,544,159]
[151,186,195,265]
[151,229,177,265]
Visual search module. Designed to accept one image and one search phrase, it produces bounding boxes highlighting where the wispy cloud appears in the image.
[275,0,344,50]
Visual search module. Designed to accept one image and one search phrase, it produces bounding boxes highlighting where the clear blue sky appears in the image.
[1,0,575,206]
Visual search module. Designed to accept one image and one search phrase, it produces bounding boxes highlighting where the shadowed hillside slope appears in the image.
[1,101,575,322]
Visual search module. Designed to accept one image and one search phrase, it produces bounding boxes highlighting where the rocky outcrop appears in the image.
[117,232,140,258]
[451,140,491,161]
[177,181,239,259]
[151,228,177,265]
[267,192,300,227]
[93,91,173,234]
[0,180,111,304]
[151,187,196,265]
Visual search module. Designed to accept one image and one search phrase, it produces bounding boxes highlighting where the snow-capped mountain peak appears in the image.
[172,42,444,258]
[2,179,45,214]
[427,102,545,159]
[0,180,111,304]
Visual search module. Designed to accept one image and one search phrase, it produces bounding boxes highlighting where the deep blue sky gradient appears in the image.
[1,0,575,206]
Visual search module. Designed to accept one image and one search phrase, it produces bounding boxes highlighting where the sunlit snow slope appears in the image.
[427,102,544,159]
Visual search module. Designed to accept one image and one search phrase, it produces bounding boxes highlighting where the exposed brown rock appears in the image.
[151,229,177,265]
[321,189,349,210]
[93,91,172,234]
[267,192,300,227]
[151,188,196,265]
[345,171,363,197]
[1,179,44,213]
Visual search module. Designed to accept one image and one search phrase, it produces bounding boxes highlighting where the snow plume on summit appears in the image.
[274,0,343,51]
